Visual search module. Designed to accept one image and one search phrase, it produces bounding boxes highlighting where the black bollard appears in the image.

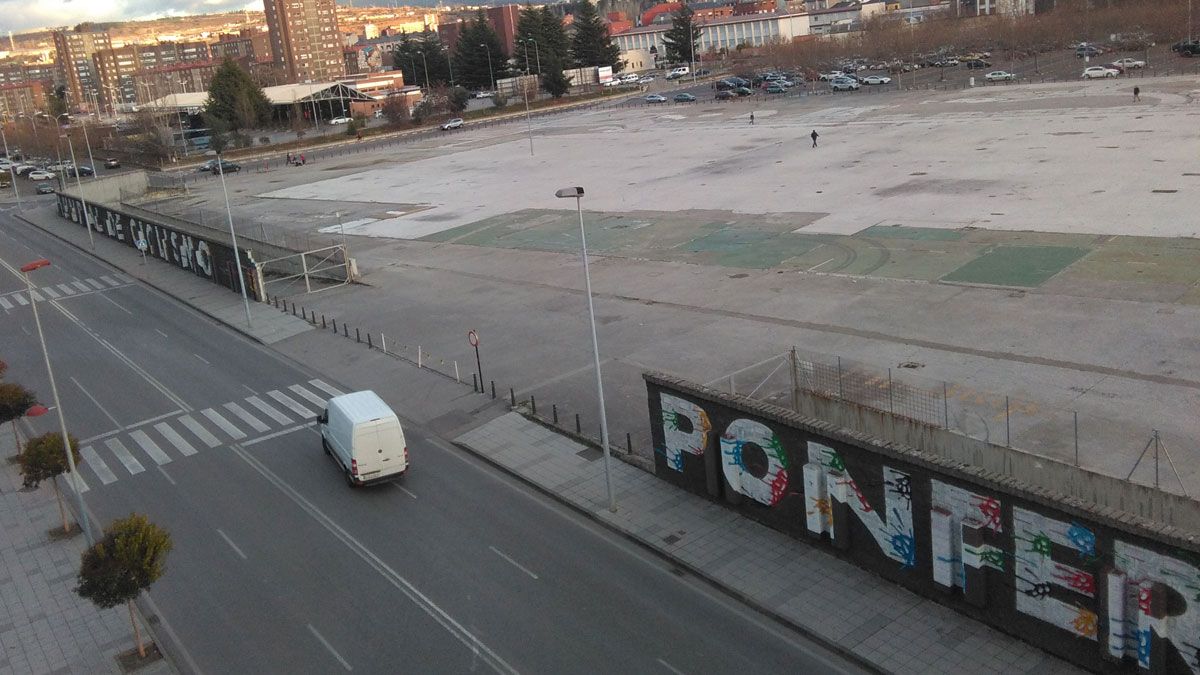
[575,414,581,434]
[490,380,496,399]
[552,405,558,425]
[531,396,536,415]
[510,388,515,406]
[473,373,478,392]
[356,328,360,343]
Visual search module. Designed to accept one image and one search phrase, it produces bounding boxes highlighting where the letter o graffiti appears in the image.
[194,241,213,277]
[721,419,788,506]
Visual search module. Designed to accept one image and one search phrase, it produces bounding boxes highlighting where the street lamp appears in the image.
[480,43,496,93]
[13,404,49,455]
[61,134,96,250]
[206,150,254,330]
[554,186,615,513]
[1,123,23,210]
[20,258,93,544]
[518,38,541,75]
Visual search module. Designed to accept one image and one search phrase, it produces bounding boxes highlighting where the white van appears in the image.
[319,390,408,487]
[666,66,690,79]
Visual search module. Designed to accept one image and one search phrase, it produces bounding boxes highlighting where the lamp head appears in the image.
[555,187,584,199]
[20,259,50,273]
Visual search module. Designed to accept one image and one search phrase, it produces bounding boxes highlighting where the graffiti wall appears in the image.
[57,195,257,298]
[647,374,1200,674]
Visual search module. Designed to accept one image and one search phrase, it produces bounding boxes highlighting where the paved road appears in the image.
[0,213,867,674]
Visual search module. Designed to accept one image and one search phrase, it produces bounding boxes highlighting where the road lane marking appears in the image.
[657,658,685,675]
[489,546,539,580]
[308,379,344,398]
[0,297,10,310]
[155,329,168,338]
[85,278,106,290]
[156,465,177,486]
[99,293,132,315]
[216,529,248,560]
[179,414,221,448]
[289,384,328,408]
[396,485,417,499]
[79,446,118,485]
[241,422,317,446]
[224,402,269,433]
[100,275,120,286]
[130,430,171,465]
[246,396,291,425]
[267,390,313,418]
[56,284,74,295]
[307,624,352,672]
[104,438,145,475]
[201,408,245,440]
[41,286,59,299]
[155,422,197,457]
[241,384,257,396]
[193,353,210,365]
[71,376,121,428]
[28,289,44,302]
[69,473,89,493]
[14,293,27,305]
[71,281,90,292]
[115,273,134,283]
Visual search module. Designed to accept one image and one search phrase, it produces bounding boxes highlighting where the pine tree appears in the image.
[204,59,272,132]
[451,11,509,91]
[539,7,571,70]
[662,4,701,66]
[570,0,621,70]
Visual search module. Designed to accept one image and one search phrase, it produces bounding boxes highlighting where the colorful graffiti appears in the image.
[647,378,1200,674]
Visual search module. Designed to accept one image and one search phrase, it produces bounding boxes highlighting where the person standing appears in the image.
[811,129,819,147]
[1133,86,1140,102]
[750,112,755,125]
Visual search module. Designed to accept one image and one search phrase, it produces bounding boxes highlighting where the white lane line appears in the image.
[100,275,120,286]
[246,396,291,425]
[14,293,27,306]
[193,353,210,365]
[216,529,248,560]
[56,283,74,295]
[28,289,44,302]
[155,422,197,457]
[85,278,106,290]
[657,658,686,675]
[223,402,269,433]
[267,390,314,418]
[130,430,171,465]
[155,329,169,338]
[71,280,90,292]
[308,379,344,398]
[156,465,177,486]
[100,293,133,315]
[395,485,417,500]
[104,438,145,475]
[115,273,134,283]
[41,286,59,299]
[808,257,837,272]
[70,376,121,428]
[289,384,328,408]
[241,384,257,396]
[307,624,352,672]
[79,446,118,485]
[241,422,316,447]
[179,414,221,448]
[489,546,539,580]
[0,297,11,310]
[201,408,245,440]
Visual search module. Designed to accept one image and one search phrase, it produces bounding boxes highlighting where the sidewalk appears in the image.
[0,430,173,675]
[456,412,1083,675]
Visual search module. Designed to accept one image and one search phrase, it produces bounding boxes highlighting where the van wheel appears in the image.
[346,474,357,488]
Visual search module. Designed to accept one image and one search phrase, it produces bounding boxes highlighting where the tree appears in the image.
[515,6,569,74]
[77,514,173,659]
[570,0,621,70]
[539,7,571,69]
[451,11,509,91]
[542,67,572,98]
[204,58,272,132]
[47,85,68,119]
[662,4,701,66]
[392,29,455,88]
[0,381,37,458]
[203,114,230,154]
[381,96,410,125]
[448,86,470,113]
[18,432,81,534]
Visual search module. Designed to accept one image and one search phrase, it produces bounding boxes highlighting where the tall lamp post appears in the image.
[519,38,541,75]
[554,186,616,513]
[2,124,23,210]
[480,43,496,93]
[207,150,254,330]
[20,258,93,545]
[61,134,95,250]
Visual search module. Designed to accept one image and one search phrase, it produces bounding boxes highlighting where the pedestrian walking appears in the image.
[811,129,819,148]
[286,151,292,165]
[750,112,755,125]
[1133,86,1140,102]
[300,154,306,166]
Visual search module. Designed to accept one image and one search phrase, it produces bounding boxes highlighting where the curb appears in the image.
[449,436,887,675]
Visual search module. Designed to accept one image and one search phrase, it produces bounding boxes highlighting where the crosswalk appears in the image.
[69,379,344,492]
[0,273,133,310]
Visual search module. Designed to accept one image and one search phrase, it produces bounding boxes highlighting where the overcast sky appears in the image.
[0,0,265,35]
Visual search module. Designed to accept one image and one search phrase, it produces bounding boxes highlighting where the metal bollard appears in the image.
[472,374,478,392]
[332,318,337,332]
[290,302,296,316]
[627,432,632,453]
[322,315,326,329]
[552,404,558,425]
[531,396,536,415]
[367,333,372,348]
[356,328,361,343]
[575,414,581,434]
[510,388,515,406]
[343,323,348,338]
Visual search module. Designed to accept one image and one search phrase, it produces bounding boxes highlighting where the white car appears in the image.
[1082,66,1119,79]
[861,75,891,85]
[473,91,495,99]
[665,66,689,79]
[441,118,464,130]
[644,94,667,103]
[985,70,1016,82]
[830,77,860,91]
[1112,57,1146,69]
[638,76,655,84]
[620,73,640,83]
[602,79,622,87]
[27,170,55,180]
[329,116,352,124]
[818,71,844,81]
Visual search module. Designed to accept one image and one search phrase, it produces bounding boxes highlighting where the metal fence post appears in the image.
[510,388,515,406]
[322,315,326,329]
[888,368,894,414]
[943,382,949,429]
[367,333,372,348]
[789,346,800,412]
[343,323,348,338]
[1005,396,1011,447]
[552,404,558,425]
[472,373,478,392]
[381,333,386,353]
[490,380,496,399]
[1073,411,1079,466]
[454,361,460,383]
[837,356,844,399]
[575,413,581,434]
[626,432,632,453]
[355,328,361,343]
[417,346,422,368]
[531,396,536,415]
[332,318,337,332]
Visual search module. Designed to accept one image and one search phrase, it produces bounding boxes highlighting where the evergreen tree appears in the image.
[204,59,271,132]
[417,28,454,86]
[451,11,509,91]
[570,0,621,70]
[539,7,571,68]
[541,67,572,98]
[662,4,701,66]
[390,32,422,88]
[515,5,543,74]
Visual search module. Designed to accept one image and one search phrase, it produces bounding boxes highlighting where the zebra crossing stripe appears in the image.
[179,414,221,448]
[14,294,28,306]
[267,390,314,418]
[130,430,171,465]
[155,422,197,457]
[100,275,120,286]
[80,446,118,485]
[308,379,344,398]
[29,289,44,302]
[105,438,146,475]
[116,273,134,283]
[224,402,269,433]
[41,287,59,299]
[0,297,11,310]
[57,284,74,295]
[86,278,106,290]
[71,281,90,292]
[289,384,327,408]
[202,408,246,440]
[69,473,89,494]
[245,396,291,425]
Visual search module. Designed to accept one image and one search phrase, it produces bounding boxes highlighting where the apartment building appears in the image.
[93,41,212,109]
[210,28,274,65]
[264,0,346,83]
[0,80,46,118]
[52,28,112,110]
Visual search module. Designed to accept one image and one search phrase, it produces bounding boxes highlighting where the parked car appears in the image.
[620,73,641,83]
[965,59,991,69]
[1076,45,1101,58]
[27,170,54,180]
[1112,57,1146,69]
[1082,66,1119,79]
[765,83,786,94]
[35,183,54,194]
[373,109,384,118]
[473,90,495,99]
[319,390,409,487]
[715,90,734,100]
[602,79,622,87]
[213,160,240,173]
[644,94,667,103]
[197,159,219,172]
[818,71,843,81]
[66,165,94,177]
[861,75,891,85]
[665,66,689,79]
[985,70,1016,82]
[830,77,861,91]
[103,157,120,168]
[638,76,655,84]
[329,116,352,125]
[441,118,464,130]
[695,68,711,76]
[733,86,754,97]
[673,93,697,102]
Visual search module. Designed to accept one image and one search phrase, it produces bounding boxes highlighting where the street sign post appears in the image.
[468,330,483,393]
[136,239,148,265]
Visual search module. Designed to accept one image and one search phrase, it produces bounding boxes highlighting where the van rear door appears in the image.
[352,418,406,479]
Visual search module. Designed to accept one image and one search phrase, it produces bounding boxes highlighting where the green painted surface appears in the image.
[942,245,1090,287]
[857,226,966,241]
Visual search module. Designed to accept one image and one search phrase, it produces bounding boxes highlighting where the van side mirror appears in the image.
[318,411,328,424]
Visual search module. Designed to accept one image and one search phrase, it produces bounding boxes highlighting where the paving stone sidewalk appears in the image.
[457,412,1084,675]
[0,430,173,675]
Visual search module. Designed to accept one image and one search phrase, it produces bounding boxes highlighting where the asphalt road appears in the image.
[0,211,867,674]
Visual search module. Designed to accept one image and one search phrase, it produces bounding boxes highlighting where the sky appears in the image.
[0,0,265,34]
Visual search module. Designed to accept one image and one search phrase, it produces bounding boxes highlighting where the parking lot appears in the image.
[157,72,1200,492]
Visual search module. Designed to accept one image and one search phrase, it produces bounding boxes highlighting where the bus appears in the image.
[172,128,212,152]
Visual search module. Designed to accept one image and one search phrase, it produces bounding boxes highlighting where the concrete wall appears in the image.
[646,372,1200,674]
[57,171,149,208]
